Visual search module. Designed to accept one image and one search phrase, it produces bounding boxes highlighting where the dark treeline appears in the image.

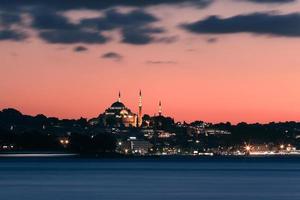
[0,108,116,154]
[212,122,298,145]
[0,108,299,154]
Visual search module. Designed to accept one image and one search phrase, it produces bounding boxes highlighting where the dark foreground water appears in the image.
[0,156,299,200]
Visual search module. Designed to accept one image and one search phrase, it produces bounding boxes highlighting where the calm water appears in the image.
[0,156,299,200]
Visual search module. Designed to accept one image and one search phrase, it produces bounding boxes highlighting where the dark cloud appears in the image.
[0,12,22,27]
[29,8,166,45]
[0,0,212,11]
[102,52,123,61]
[27,7,109,44]
[0,30,26,41]
[81,9,166,45]
[105,9,158,27]
[74,46,88,52]
[80,9,158,30]
[243,0,295,4]
[0,0,187,45]
[31,9,76,30]
[39,30,108,44]
[183,12,300,37]
[0,12,26,41]
[121,27,165,45]
[121,29,153,45]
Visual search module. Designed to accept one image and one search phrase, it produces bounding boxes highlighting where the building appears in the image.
[101,92,138,127]
[138,90,142,127]
[120,137,153,155]
[158,101,162,116]
[97,91,164,129]
[205,129,231,135]
[157,130,176,138]
[130,139,153,155]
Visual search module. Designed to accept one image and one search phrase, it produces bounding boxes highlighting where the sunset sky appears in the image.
[1,0,300,123]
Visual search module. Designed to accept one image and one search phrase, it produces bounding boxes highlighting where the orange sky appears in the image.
[1,1,300,123]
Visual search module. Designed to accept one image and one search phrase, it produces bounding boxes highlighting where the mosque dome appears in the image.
[111,101,125,108]
[100,91,144,128]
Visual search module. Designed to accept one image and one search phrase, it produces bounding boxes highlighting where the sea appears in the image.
[0,155,299,200]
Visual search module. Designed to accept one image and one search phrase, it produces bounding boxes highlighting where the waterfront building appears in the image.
[131,140,153,155]
[118,137,153,155]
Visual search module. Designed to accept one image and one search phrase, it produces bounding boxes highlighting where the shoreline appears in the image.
[1,152,300,159]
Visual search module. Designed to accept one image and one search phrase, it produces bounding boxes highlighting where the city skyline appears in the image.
[1,0,300,123]
[1,2,300,200]
[1,89,299,125]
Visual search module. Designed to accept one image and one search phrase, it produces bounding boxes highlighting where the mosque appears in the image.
[100,91,160,128]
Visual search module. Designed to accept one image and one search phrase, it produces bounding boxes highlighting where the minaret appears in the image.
[138,90,142,127]
[158,100,162,116]
[118,91,121,102]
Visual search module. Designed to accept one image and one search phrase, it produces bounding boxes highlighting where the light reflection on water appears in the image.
[0,157,299,200]
[0,153,77,157]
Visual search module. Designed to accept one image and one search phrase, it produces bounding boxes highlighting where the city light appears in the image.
[245,145,251,152]
[60,139,70,145]
[286,144,292,151]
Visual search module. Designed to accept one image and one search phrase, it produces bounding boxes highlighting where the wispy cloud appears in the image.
[73,46,88,52]
[102,52,123,61]
[206,37,218,43]
[146,60,177,65]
